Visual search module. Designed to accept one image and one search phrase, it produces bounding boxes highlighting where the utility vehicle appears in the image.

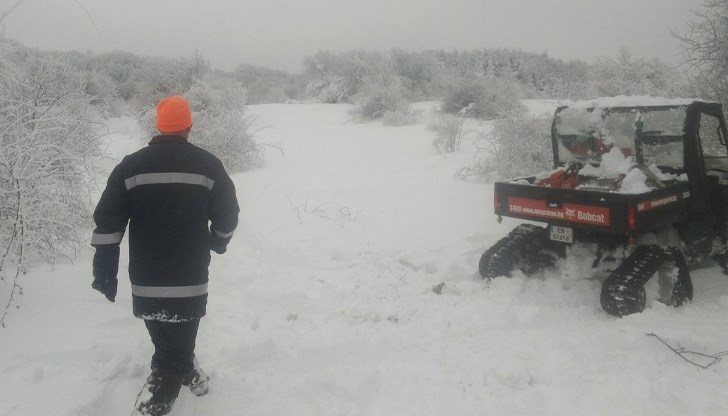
[479,98,728,316]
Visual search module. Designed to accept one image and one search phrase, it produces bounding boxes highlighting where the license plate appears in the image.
[550,226,573,243]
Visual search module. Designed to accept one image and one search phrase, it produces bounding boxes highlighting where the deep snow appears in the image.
[2,102,728,416]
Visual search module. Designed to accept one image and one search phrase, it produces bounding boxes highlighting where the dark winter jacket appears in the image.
[91,135,239,321]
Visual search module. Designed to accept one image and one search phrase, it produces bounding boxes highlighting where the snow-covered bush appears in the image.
[0,38,102,324]
[133,56,261,173]
[349,71,411,123]
[459,108,552,181]
[304,74,349,103]
[302,50,384,103]
[429,111,468,153]
[441,77,526,120]
[184,75,262,173]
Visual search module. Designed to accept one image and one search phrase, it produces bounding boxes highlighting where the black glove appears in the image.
[209,232,228,254]
[92,276,118,302]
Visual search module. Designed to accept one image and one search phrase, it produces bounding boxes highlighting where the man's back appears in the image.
[92,134,239,321]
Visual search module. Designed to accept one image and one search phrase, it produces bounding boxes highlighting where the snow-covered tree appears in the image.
[0,36,102,325]
[592,48,685,97]
[673,0,728,107]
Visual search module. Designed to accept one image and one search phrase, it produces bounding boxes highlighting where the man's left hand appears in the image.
[92,276,118,303]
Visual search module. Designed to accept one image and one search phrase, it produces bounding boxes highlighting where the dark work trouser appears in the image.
[144,319,200,374]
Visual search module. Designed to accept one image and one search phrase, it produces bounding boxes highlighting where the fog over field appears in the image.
[2,0,705,71]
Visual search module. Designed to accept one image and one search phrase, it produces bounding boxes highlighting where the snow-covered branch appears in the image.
[647,332,728,369]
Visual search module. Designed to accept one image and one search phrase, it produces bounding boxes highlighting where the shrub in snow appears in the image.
[459,108,552,181]
[0,38,102,324]
[158,75,261,173]
[302,50,384,103]
[441,77,526,120]
[429,111,468,153]
[134,57,261,174]
[304,74,349,103]
[349,71,411,123]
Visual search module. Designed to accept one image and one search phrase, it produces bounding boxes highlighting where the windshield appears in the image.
[553,106,687,169]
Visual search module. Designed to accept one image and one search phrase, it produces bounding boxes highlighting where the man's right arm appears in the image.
[91,164,130,302]
[209,161,240,254]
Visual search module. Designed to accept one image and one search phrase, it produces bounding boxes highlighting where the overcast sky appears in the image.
[1,0,706,73]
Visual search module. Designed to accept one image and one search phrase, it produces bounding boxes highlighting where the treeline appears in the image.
[4,40,688,120]
[297,47,688,122]
[243,47,685,106]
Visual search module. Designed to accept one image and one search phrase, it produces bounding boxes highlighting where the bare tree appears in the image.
[673,0,728,106]
[0,1,27,26]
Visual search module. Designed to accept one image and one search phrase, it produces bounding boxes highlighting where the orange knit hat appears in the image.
[156,96,193,133]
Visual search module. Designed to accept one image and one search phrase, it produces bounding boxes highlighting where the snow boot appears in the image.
[182,358,210,396]
[133,367,184,416]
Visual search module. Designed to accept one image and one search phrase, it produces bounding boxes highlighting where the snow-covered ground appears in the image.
[2,101,728,416]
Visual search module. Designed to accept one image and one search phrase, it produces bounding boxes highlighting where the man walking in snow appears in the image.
[90,95,239,415]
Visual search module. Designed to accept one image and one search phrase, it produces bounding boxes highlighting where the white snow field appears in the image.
[2,101,728,416]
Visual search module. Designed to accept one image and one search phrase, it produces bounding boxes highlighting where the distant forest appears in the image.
[0,37,689,109]
[236,47,690,105]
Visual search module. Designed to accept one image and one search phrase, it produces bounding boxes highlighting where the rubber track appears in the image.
[600,245,693,317]
[479,224,547,279]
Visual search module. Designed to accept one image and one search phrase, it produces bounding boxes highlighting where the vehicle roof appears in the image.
[565,95,718,109]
